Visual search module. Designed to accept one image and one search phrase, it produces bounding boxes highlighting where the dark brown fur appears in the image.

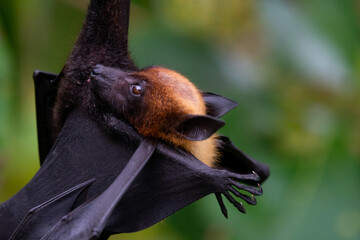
[51,0,136,140]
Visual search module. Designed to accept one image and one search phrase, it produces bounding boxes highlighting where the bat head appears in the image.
[89,64,224,143]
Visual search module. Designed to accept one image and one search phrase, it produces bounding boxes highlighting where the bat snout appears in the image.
[90,65,115,91]
[91,64,103,76]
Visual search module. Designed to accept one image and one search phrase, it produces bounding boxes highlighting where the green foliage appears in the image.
[0,0,359,239]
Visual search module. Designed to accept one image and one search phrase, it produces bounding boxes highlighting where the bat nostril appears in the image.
[92,68,100,76]
[92,64,104,76]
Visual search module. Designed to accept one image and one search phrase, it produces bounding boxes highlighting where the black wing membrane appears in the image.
[216,135,270,183]
[41,138,156,239]
[33,70,60,165]
[0,109,136,239]
[9,179,94,240]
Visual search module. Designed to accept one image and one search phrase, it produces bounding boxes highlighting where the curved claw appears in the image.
[223,192,246,214]
[229,187,257,205]
[252,171,260,180]
[229,179,263,196]
[215,193,228,218]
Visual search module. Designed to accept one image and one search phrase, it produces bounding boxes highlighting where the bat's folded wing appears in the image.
[33,70,61,165]
[9,179,94,240]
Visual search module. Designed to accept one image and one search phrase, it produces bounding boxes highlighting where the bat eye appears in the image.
[130,84,142,96]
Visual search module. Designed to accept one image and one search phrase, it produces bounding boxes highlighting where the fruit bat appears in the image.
[0,0,270,239]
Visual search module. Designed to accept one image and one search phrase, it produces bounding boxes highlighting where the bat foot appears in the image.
[214,169,263,215]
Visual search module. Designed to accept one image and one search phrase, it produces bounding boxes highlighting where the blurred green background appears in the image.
[0,0,359,239]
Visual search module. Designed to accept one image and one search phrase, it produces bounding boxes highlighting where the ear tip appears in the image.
[202,92,239,118]
[217,119,225,128]
[231,100,239,108]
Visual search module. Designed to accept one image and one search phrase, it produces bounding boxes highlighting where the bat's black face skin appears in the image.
[90,65,118,93]
[90,65,128,113]
[89,64,147,126]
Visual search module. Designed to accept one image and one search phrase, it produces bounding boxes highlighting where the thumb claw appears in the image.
[252,171,260,181]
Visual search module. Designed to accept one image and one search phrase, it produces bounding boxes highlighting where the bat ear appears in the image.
[176,115,225,141]
[202,92,238,118]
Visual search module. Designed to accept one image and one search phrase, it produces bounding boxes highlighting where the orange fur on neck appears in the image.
[129,66,219,167]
